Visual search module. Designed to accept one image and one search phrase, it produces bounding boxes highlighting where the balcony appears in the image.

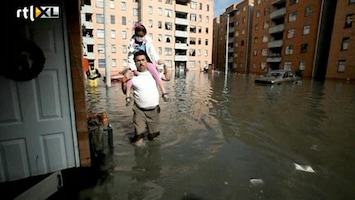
[175,30,188,38]
[175,43,188,49]
[175,18,189,26]
[81,5,93,13]
[175,4,188,12]
[268,40,283,48]
[270,7,286,19]
[85,52,95,60]
[272,0,286,5]
[83,36,94,45]
[83,21,94,29]
[175,55,188,61]
[269,24,285,34]
[266,55,282,62]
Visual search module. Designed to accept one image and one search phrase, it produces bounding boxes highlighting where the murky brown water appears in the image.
[83,71,355,200]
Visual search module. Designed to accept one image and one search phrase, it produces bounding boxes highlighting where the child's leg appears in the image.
[146,62,166,94]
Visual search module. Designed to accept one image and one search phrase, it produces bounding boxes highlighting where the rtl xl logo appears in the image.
[16,5,60,21]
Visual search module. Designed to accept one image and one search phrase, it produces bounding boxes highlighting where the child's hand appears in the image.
[125,97,132,106]
[162,93,169,102]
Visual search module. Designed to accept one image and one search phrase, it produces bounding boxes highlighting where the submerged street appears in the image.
[56,71,355,200]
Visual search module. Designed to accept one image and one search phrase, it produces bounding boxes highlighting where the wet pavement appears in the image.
[8,71,355,200]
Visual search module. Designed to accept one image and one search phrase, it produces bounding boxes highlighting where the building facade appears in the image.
[213,0,355,80]
[81,0,214,74]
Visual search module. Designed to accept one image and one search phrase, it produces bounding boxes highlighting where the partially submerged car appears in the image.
[254,69,302,84]
[103,72,124,82]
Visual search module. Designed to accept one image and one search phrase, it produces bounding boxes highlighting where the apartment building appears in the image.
[326,0,355,80]
[81,0,214,74]
[213,1,254,74]
[213,0,355,80]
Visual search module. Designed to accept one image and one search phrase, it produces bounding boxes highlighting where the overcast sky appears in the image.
[214,0,242,17]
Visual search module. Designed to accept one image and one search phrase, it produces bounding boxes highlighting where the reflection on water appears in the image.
[85,72,355,200]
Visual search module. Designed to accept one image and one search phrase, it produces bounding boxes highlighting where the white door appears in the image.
[0,12,78,182]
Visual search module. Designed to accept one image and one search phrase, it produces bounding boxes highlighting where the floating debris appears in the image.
[250,178,264,186]
[294,163,315,173]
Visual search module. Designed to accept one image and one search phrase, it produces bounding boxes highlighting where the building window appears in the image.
[148,6,153,14]
[257,0,261,5]
[262,49,268,56]
[256,10,260,18]
[149,20,153,28]
[158,21,162,29]
[255,24,259,31]
[287,29,295,38]
[123,59,127,67]
[98,59,106,68]
[205,39,208,45]
[253,62,257,69]
[158,8,162,16]
[122,45,127,53]
[190,25,196,33]
[206,28,209,34]
[285,45,294,55]
[341,37,350,50]
[289,11,297,22]
[109,0,115,8]
[122,31,127,39]
[206,16,209,23]
[198,15,202,22]
[158,47,162,55]
[166,60,172,68]
[337,60,345,72]
[111,30,116,38]
[284,62,292,71]
[303,25,310,35]
[165,22,172,30]
[264,7,271,15]
[112,59,117,67]
[189,49,195,56]
[243,5,247,11]
[305,6,313,17]
[198,38,201,45]
[290,0,299,5]
[189,60,195,68]
[165,48,172,55]
[110,15,115,24]
[301,43,308,53]
[166,9,172,17]
[111,44,116,53]
[254,37,258,43]
[198,26,202,33]
[350,0,355,4]
[191,1,197,9]
[261,62,266,70]
[133,8,138,16]
[264,21,269,29]
[299,61,305,70]
[262,35,268,43]
[121,1,126,10]
[97,29,104,38]
[199,3,202,10]
[97,44,104,53]
[158,34,162,42]
[96,14,104,23]
[96,0,103,8]
[165,35,172,43]
[207,4,210,11]
[345,14,353,28]
[205,50,208,56]
[190,13,196,21]
[253,49,257,56]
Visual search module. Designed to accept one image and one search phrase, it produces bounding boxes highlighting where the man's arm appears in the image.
[121,70,134,94]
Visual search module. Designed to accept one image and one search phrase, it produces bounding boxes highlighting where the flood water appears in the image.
[83,71,355,200]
